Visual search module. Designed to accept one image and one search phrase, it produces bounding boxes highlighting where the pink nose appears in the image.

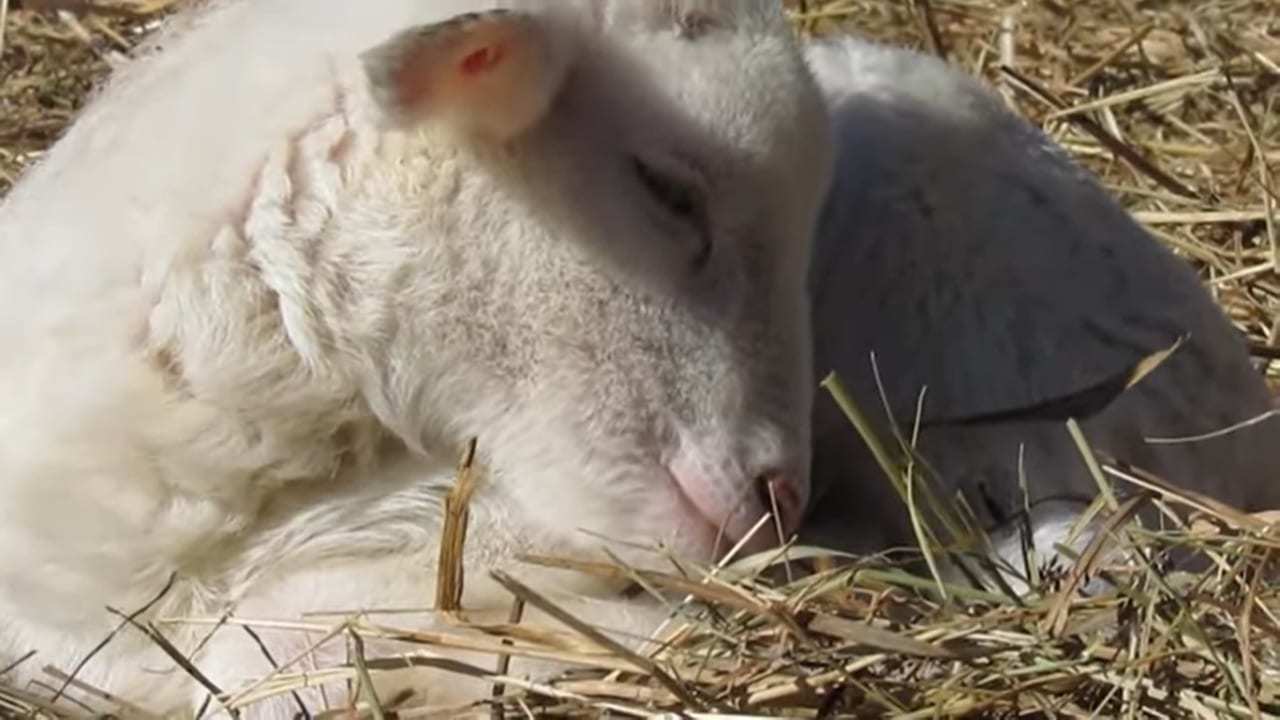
[757,470,808,537]
[669,457,810,550]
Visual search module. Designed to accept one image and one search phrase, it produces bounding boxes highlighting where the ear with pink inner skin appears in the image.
[360,10,577,141]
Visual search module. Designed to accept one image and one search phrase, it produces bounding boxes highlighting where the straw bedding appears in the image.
[2,1,1278,717]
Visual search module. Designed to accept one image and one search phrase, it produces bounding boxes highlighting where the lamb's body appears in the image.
[0,1,832,715]
[800,37,1280,566]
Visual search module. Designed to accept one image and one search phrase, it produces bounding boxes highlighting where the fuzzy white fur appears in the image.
[0,1,833,715]
[800,36,1280,583]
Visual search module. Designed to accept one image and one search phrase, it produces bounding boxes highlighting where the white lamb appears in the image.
[800,36,1280,587]
[0,1,833,715]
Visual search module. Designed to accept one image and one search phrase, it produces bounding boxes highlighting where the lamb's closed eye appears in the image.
[631,154,712,270]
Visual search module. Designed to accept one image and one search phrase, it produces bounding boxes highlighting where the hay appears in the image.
[0,0,178,195]
[1,1,1279,718]
[15,466,1280,718]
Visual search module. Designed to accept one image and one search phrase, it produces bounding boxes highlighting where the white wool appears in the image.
[0,1,833,715]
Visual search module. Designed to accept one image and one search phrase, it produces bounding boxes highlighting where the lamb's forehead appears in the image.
[663,38,821,161]
[500,0,781,32]
[593,0,783,33]
[595,1,821,164]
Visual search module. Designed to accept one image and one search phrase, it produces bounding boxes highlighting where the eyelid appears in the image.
[636,150,709,196]
[636,158,703,210]
[663,153,710,197]
[630,153,713,271]
[633,159,685,213]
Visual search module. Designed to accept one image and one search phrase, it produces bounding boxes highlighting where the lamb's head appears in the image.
[339,0,832,567]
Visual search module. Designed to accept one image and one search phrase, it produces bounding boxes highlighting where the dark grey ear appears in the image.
[359,9,577,140]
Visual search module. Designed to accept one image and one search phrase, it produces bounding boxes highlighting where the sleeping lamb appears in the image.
[0,0,833,715]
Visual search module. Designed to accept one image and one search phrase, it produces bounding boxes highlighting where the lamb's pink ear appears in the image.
[361,10,576,141]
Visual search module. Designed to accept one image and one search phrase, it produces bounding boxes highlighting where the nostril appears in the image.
[667,455,808,550]
[756,471,805,537]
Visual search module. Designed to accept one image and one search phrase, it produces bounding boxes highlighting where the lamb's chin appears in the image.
[514,509,713,582]
[606,499,751,572]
